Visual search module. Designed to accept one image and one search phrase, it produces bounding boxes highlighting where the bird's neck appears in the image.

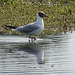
[35,14,44,26]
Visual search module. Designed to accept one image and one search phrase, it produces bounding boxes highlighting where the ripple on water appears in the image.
[0,32,75,75]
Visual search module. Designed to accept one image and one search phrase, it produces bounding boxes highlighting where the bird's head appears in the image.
[38,11,48,18]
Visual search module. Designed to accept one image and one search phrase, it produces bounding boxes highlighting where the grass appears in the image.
[0,0,75,35]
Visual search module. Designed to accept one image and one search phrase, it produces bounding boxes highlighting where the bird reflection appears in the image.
[15,43,44,64]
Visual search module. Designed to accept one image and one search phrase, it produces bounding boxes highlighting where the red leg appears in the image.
[33,37,36,41]
[29,36,36,42]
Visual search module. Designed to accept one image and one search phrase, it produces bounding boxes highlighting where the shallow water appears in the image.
[0,31,75,75]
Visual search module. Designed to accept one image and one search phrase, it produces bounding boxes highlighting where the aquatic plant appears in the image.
[0,0,75,35]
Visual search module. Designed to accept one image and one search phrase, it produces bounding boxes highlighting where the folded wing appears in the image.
[16,24,39,34]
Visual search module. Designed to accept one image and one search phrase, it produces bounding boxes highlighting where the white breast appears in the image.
[32,15,44,35]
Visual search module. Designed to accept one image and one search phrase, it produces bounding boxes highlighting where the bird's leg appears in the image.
[29,39,31,43]
[33,37,36,41]
[29,36,36,43]
[31,38,33,43]
[29,36,33,43]
[29,36,31,43]
[31,37,36,41]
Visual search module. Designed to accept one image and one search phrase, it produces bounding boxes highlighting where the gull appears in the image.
[5,11,48,42]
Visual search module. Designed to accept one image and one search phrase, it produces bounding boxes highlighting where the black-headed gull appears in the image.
[5,11,48,42]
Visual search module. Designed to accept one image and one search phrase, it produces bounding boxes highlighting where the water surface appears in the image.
[0,32,75,75]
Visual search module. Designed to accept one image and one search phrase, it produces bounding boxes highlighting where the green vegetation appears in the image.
[0,0,75,35]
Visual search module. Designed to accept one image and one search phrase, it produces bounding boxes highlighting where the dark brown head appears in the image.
[38,11,48,18]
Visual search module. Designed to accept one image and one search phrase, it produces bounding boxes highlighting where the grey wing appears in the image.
[16,24,39,33]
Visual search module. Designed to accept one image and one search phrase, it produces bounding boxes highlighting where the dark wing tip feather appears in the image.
[5,25,17,29]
